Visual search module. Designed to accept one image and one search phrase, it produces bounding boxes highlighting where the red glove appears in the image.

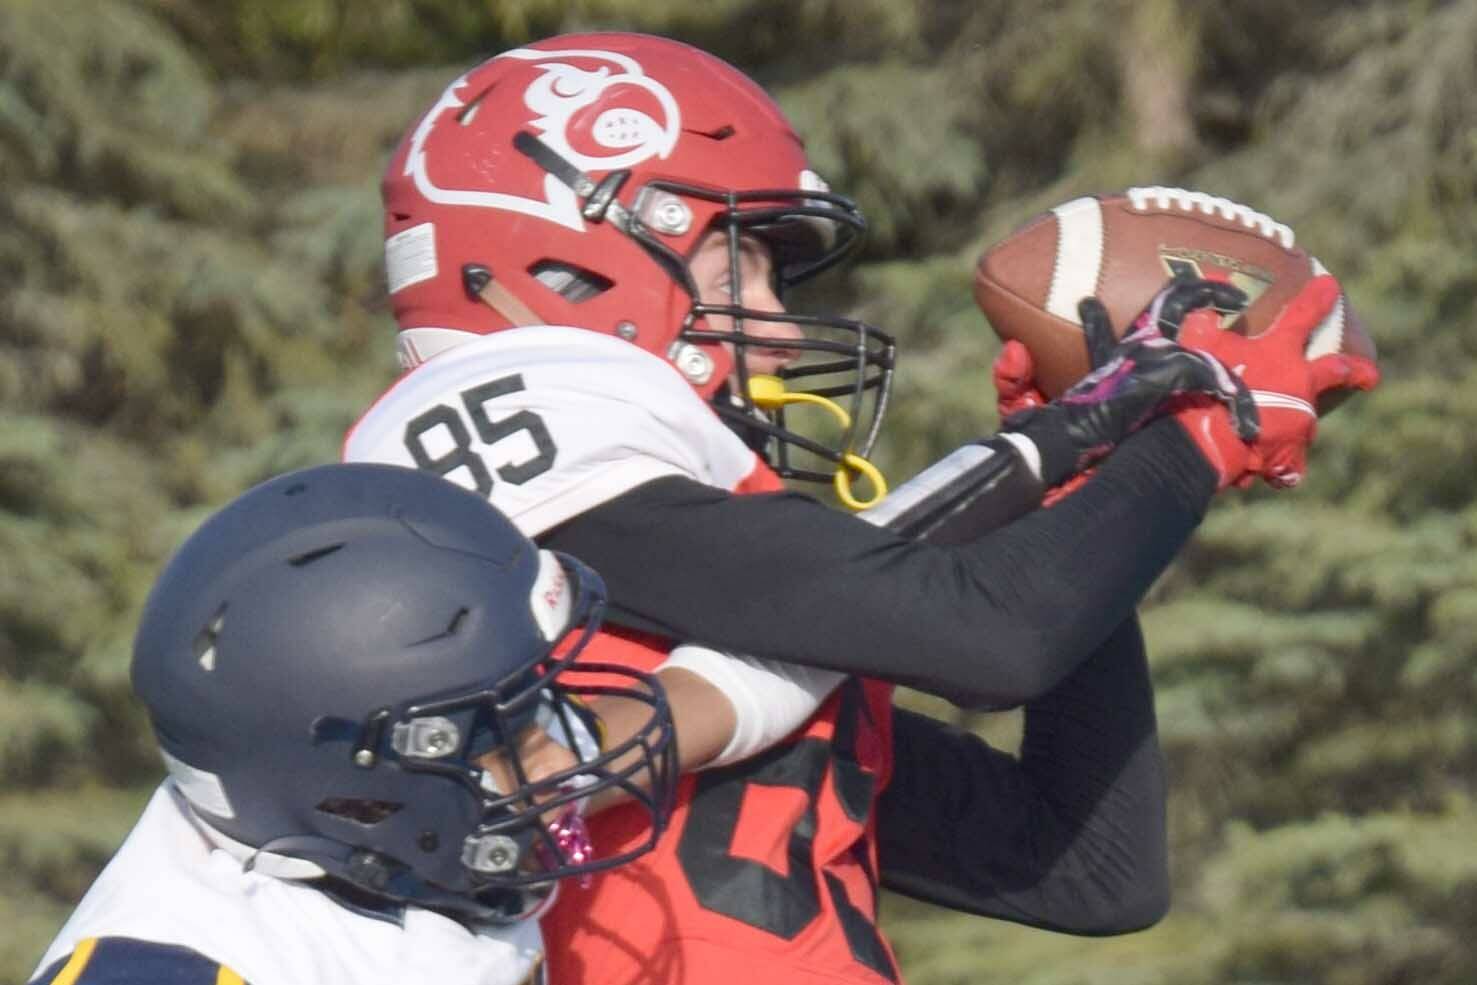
[993,339,1048,417]
[1173,275,1381,489]
[992,340,1089,506]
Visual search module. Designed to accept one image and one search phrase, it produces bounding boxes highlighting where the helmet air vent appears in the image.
[193,605,226,672]
[455,81,499,126]
[316,797,403,826]
[410,607,471,647]
[288,543,344,567]
[530,260,613,303]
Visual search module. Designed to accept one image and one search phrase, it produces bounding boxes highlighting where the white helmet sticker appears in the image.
[529,550,574,641]
[799,169,830,194]
[385,222,439,294]
[793,168,839,251]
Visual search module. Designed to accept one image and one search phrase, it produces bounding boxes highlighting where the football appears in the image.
[972,186,1376,411]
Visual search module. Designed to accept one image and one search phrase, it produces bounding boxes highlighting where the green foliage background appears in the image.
[2,0,1474,981]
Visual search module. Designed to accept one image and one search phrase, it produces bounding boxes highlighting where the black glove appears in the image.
[1006,277,1260,487]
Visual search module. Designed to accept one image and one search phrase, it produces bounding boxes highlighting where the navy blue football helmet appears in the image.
[131,463,676,924]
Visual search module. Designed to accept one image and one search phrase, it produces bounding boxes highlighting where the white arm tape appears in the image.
[858,436,1041,532]
[658,643,845,769]
[660,436,1042,767]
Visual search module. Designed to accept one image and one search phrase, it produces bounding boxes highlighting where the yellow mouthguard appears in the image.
[747,375,888,510]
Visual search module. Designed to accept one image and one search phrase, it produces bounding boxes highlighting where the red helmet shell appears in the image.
[382,33,821,394]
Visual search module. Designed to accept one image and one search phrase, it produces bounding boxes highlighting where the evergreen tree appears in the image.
[3,1,1473,980]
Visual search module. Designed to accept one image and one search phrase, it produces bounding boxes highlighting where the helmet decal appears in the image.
[402,73,584,232]
[528,549,573,641]
[403,48,681,234]
[506,47,681,171]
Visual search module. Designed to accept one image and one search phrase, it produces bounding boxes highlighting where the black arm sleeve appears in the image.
[541,417,1214,707]
[876,617,1168,934]
[860,437,1046,542]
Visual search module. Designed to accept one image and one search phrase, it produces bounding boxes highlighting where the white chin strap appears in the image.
[174,790,327,882]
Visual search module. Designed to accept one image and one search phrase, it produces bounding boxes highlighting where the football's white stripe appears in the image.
[1304,256,1347,358]
[1251,390,1316,417]
[1045,196,1105,326]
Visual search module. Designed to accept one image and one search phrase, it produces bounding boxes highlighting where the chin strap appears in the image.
[462,263,542,327]
[746,375,888,510]
[175,794,329,882]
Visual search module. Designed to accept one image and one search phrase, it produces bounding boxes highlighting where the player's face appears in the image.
[687,229,804,377]
[474,722,577,811]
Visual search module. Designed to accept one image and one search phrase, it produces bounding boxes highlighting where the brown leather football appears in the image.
[973,186,1376,410]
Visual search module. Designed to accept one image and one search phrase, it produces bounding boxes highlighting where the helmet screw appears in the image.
[424,729,453,755]
[418,831,439,853]
[615,321,638,341]
[348,850,390,890]
[463,833,521,873]
[653,198,692,235]
[353,749,376,768]
[635,189,693,236]
[671,343,714,385]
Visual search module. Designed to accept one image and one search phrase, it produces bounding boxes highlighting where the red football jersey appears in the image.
[342,325,900,980]
[544,465,901,985]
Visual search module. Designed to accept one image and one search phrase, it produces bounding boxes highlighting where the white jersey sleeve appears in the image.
[344,326,761,537]
[346,327,831,768]
[33,783,545,985]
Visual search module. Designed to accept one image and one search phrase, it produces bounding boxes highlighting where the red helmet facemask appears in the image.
[382,33,895,502]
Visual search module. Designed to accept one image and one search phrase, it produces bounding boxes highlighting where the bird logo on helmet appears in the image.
[508,47,682,193]
[399,47,681,238]
[382,33,895,501]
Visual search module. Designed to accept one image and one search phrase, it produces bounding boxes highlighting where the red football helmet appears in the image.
[382,32,895,487]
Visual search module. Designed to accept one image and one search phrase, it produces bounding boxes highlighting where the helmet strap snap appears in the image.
[462,264,542,327]
[667,341,715,385]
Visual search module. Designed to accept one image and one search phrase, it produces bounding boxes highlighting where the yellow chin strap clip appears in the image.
[747,375,887,511]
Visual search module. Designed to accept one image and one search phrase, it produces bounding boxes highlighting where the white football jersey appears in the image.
[346,327,835,779]
[344,326,761,537]
[33,783,544,985]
